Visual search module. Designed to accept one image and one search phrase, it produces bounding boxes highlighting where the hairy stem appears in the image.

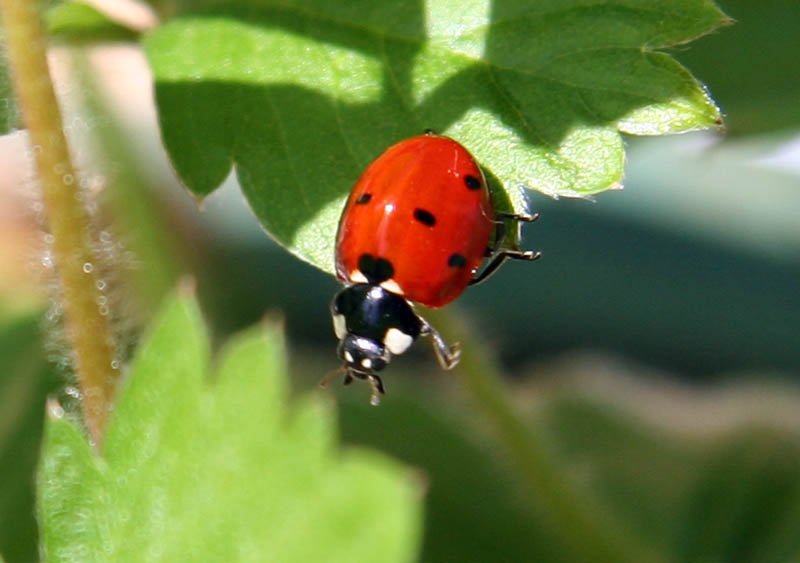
[425,307,663,563]
[1,0,118,445]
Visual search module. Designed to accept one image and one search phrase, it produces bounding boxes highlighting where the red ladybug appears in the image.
[326,132,539,404]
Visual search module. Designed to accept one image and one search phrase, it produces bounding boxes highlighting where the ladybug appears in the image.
[324,132,539,405]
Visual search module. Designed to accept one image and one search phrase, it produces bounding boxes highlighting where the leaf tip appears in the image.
[191,191,209,210]
[718,14,736,29]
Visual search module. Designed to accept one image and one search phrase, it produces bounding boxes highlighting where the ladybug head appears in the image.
[337,333,391,374]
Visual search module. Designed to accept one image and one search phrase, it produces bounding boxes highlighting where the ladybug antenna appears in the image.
[319,366,348,389]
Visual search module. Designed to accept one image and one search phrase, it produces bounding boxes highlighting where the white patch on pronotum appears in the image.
[380,279,404,295]
[361,358,373,369]
[332,314,346,339]
[350,270,368,284]
[384,328,414,355]
[344,351,354,363]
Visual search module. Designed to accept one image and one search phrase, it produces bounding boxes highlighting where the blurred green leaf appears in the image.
[46,2,139,43]
[144,0,726,274]
[338,393,567,562]
[529,380,800,563]
[38,290,421,562]
[540,396,702,553]
[676,429,800,563]
[0,311,57,563]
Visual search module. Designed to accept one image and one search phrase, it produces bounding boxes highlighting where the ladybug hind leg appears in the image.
[420,317,461,370]
[470,212,541,286]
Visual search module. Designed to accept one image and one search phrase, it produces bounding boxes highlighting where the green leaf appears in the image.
[676,429,800,562]
[144,0,727,274]
[0,311,57,563]
[38,290,422,562]
[46,2,139,43]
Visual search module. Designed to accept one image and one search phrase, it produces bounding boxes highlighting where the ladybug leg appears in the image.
[420,317,461,370]
[367,374,385,406]
[470,249,542,286]
[470,212,541,286]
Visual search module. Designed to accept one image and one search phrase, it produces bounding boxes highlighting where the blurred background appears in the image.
[2,0,800,561]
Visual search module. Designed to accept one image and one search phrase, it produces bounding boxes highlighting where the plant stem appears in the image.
[1,0,117,445]
[425,307,664,563]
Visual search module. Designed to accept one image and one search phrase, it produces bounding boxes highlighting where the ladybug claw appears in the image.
[523,250,543,261]
[443,341,461,369]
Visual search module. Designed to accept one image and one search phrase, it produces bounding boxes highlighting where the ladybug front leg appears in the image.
[470,212,541,286]
[420,317,461,370]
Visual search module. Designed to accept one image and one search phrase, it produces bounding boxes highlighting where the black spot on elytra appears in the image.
[465,175,481,190]
[448,253,467,268]
[413,208,436,226]
[356,193,371,204]
[358,254,394,283]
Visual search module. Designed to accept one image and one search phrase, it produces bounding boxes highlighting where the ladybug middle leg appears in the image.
[367,374,385,406]
[470,212,541,286]
[420,316,461,370]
